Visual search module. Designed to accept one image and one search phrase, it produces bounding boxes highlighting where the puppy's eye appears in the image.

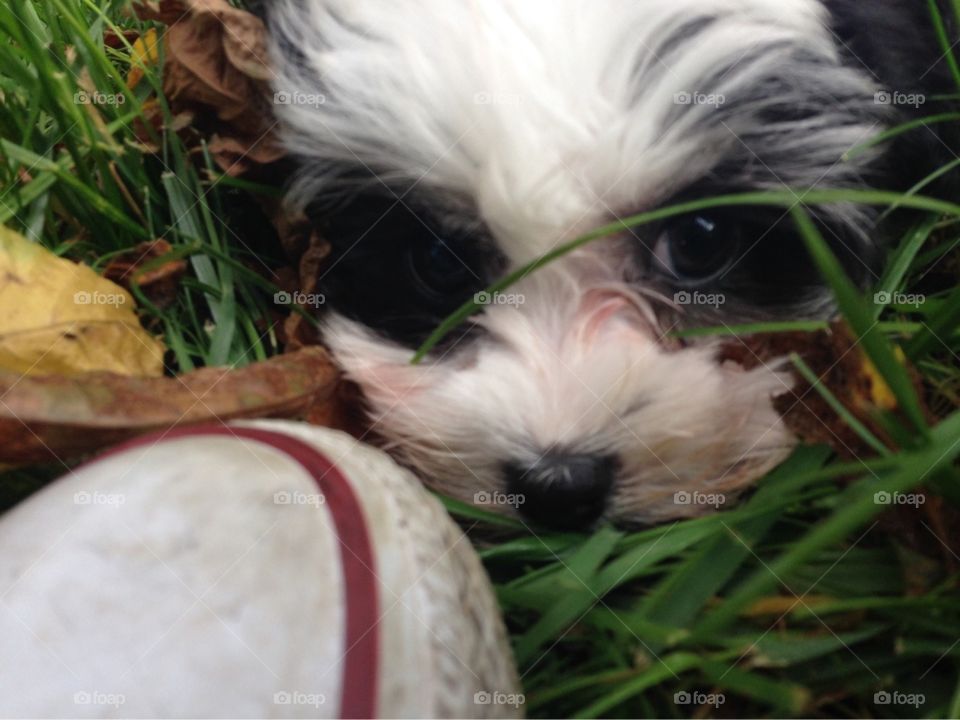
[652,214,740,284]
[407,239,476,299]
[311,191,498,347]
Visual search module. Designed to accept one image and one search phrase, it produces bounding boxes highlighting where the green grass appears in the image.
[2,1,960,718]
[0,0,286,371]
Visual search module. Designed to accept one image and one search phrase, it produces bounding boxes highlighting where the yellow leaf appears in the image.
[0,226,166,377]
[860,350,902,412]
[126,28,161,90]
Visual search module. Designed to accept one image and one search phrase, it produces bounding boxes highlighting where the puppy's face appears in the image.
[267,0,941,528]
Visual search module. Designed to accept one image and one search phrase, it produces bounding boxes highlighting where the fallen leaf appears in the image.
[102,239,187,310]
[206,133,286,176]
[192,0,273,82]
[0,225,165,377]
[860,349,900,412]
[133,0,285,176]
[282,228,330,351]
[126,27,161,90]
[0,347,338,465]
[131,0,189,26]
[719,322,926,457]
[104,29,142,50]
[305,377,371,439]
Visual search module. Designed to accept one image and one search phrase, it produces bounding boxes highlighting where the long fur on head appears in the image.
[269,0,890,248]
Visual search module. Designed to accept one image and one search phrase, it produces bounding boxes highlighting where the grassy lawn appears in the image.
[2,1,960,717]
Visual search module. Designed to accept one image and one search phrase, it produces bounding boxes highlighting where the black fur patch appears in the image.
[825,0,953,96]
[825,0,960,195]
[309,193,501,349]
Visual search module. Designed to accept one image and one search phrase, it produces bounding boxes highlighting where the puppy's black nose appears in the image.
[504,452,616,530]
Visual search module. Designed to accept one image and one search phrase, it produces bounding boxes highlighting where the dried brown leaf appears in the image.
[102,239,188,310]
[131,0,284,175]
[0,348,339,465]
[162,0,281,175]
[719,322,919,456]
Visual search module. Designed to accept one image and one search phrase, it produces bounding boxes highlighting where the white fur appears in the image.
[270,0,885,260]
[321,248,795,525]
[265,0,889,523]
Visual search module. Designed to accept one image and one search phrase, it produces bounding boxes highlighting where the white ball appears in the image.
[0,421,521,718]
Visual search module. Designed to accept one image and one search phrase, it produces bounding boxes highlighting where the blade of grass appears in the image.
[844,112,960,161]
[636,446,832,642]
[737,626,888,667]
[412,189,960,362]
[929,0,960,92]
[700,661,810,714]
[672,320,829,338]
[873,216,940,320]
[790,205,928,435]
[1,138,148,237]
[694,408,960,639]
[878,161,960,222]
[573,652,706,719]
[905,284,960,359]
[512,527,622,664]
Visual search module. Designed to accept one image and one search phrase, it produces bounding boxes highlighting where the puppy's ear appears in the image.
[823,0,954,97]
[824,1,959,196]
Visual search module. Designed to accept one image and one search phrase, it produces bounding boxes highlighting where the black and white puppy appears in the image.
[262,0,955,529]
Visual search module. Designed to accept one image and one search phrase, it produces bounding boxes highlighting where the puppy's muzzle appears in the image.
[504,451,618,529]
